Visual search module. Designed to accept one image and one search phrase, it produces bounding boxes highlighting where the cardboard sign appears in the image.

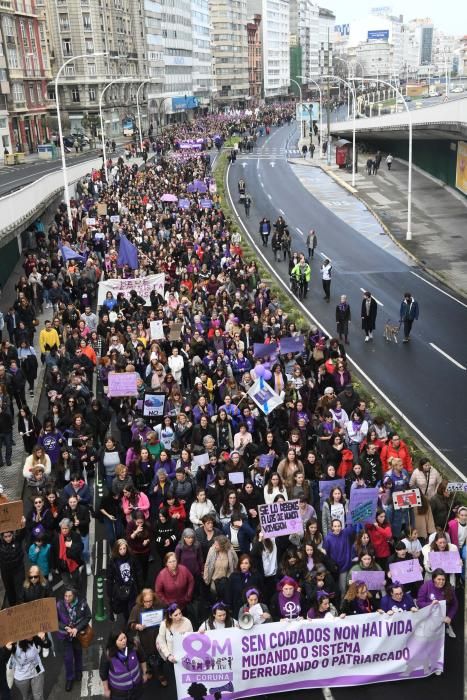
[150,320,165,340]
[259,499,302,538]
[142,392,165,418]
[348,488,379,525]
[110,214,120,224]
[169,322,183,342]
[392,488,421,509]
[86,217,96,226]
[97,202,108,216]
[229,471,245,485]
[446,482,467,493]
[191,452,210,476]
[389,559,423,585]
[108,371,139,397]
[351,570,386,590]
[258,454,275,470]
[429,551,463,574]
[0,598,58,646]
[0,500,24,533]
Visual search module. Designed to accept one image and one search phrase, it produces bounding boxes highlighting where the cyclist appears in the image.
[290,255,311,299]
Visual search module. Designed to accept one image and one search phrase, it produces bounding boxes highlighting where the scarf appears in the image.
[59,533,79,573]
[278,591,301,619]
[352,420,362,433]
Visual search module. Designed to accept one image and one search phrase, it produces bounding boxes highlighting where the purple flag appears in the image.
[59,243,85,263]
[117,234,139,270]
[279,335,305,355]
[253,342,278,359]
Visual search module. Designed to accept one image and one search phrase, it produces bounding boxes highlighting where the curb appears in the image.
[287,157,467,302]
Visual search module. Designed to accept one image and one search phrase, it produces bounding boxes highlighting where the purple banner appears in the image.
[253,342,278,359]
[259,499,302,538]
[108,371,139,398]
[279,335,305,355]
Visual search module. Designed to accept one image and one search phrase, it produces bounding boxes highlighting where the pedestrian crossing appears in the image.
[236,147,302,160]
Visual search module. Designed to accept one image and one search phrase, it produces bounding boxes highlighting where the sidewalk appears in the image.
[288,152,467,299]
[0,136,132,170]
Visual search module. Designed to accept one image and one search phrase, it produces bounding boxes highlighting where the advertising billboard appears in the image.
[368,29,389,40]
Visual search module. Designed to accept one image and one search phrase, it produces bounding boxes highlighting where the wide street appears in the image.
[227,123,467,476]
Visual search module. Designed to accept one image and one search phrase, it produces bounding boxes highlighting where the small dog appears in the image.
[384,320,400,343]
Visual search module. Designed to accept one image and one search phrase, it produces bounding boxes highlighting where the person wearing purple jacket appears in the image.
[379,583,417,613]
[417,568,458,638]
[323,519,355,595]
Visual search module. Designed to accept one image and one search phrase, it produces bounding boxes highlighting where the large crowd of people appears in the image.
[0,106,464,700]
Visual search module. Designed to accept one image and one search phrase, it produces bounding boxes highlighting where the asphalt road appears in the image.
[227,124,467,476]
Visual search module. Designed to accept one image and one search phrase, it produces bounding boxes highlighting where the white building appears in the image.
[248,0,290,99]
[289,0,320,82]
[209,0,249,104]
[318,6,335,77]
[191,0,213,108]
[338,11,404,79]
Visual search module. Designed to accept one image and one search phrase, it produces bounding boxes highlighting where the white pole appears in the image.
[55,52,106,229]
[136,80,149,154]
[327,75,356,187]
[307,78,323,159]
[290,78,304,140]
[99,78,133,183]
[362,78,412,240]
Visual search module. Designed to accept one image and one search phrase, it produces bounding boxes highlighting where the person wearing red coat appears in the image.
[380,434,413,473]
[366,510,393,568]
[155,552,194,609]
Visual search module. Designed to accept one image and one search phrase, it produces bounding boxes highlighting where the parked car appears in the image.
[450,86,464,93]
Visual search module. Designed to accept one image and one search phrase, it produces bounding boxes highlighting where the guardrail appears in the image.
[0,156,102,236]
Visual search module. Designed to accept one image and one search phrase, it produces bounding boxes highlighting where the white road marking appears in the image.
[52,581,63,592]
[256,159,259,171]
[319,251,331,260]
[410,270,467,309]
[297,227,304,236]
[322,689,334,700]
[241,162,247,168]
[270,162,276,167]
[429,343,466,371]
[279,208,285,215]
[81,670,104,697]
[225,161,466,482]
[267,193,272,200]
[103,539,108,571]
[360,288,384,306]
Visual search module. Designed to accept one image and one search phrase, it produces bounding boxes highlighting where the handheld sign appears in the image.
[259,499,302,538]
[351,570,386,590]
[392,489,421,509]
[348,488,379,525]
[429,551,463,574]
[389,559,423,584]
[0,598,58,646]
[446,482,467,493]
[0,500,24,534]
[108,372,139,398]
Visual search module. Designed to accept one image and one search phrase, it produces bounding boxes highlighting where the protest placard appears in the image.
[86,217,96,226]
[110,215,120,224]
[191,453,210,476]
[279,335,305,355]
[150,320,165,340]
[97,202,108,216]
[97,273,165,306]
[0,598,58,646]
[253,342,278,359]
[0,500,24,533]
[348,488,379,525]
[389,559,423,585]
[142,392,165,418]
[392,489,421,509]
[174,604,446,698]
[259,499,302,538]
[351,570,386,590]
[258,454,274,470]
[428,551,463,574]
[229,471,245,485]
[248,379,283,416]
[108,372,138,398]
[446,482,467,493]
[169,322,183,342]
[319,479,346,506]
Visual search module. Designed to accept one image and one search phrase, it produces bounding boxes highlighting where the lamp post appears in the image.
[362,77,413,240]
[99,77,133,183]
[334,57,351,119]
[54,51,107,228]
[136,79,151,154]
[327,74,357,188]
[290,78,305,140]
[297,75,323,159]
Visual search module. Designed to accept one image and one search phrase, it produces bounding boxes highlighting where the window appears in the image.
[64,64,75,76]
[88,87,96,101]
[59,13,70,30]
[62,38,72,56]
[85,38,94,53]
[29,82,35,103]
[83,13,92,30]
[71,87,80,102]
[8,48,18,68]
[3,16,15,38]
[13,82,24,102]
[47,86,56,100]
[88,63,96,75]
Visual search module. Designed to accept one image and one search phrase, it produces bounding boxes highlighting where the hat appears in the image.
[324,387,334,395]
[32,464,45,473]
[345,383,353,390]
[276,576,299,591]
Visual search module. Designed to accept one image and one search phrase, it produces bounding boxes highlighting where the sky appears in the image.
[327,0,467,36]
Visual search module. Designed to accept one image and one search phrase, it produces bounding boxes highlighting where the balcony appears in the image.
[1,81,10,94]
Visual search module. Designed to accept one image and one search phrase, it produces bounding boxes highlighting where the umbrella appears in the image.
[161,193,178,202]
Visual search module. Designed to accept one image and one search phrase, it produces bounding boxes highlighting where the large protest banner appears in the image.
[174,605,445,699]
[97,273,165,306]
[0,598,58,646]
[258,500,302,538]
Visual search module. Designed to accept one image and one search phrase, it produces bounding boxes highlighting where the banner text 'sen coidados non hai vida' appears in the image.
[174,605,446,699]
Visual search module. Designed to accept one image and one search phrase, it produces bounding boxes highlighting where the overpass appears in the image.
[329,97,467,193]
[330,96,467,140]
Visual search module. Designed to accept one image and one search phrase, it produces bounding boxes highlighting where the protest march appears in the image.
[0,104,464,700]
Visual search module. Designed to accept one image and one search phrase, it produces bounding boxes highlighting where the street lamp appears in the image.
[54,51,107,228]
[99,77,133,183]
[290,78,305,139]
[297,75,323,159]
[362,77,413,241]
[327,74,357,188]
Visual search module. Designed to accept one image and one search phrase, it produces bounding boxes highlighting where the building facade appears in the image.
[191,0,212,110]
[1,0,51,153]
[247,13,262,101]
[289,0,319,84]
[318,6,335,77]
[209,0,249,104]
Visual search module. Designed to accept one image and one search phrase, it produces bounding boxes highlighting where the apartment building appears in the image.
[247,13,262,101]
[289,0,319,84]
[191,0,212,109]
[248,0,289,99]
[44,0,147,137]
[0,0,51,153]
[209,0,249,104]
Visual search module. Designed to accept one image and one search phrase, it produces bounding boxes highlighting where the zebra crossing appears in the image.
[237,147,301,160]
